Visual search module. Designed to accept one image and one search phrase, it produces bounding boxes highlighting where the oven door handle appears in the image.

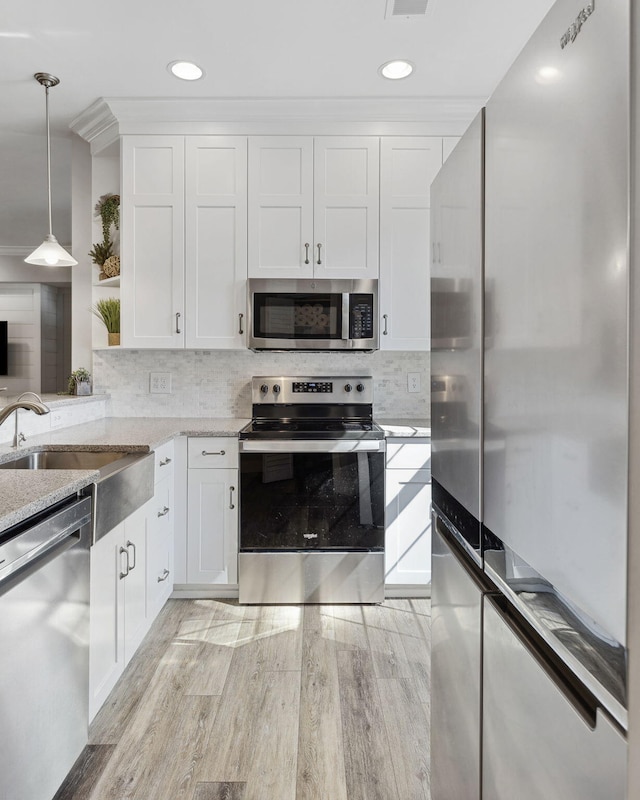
[239,439,385,453]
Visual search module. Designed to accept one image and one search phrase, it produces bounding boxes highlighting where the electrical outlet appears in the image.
[150,372,172,394]
[408,372,421,393]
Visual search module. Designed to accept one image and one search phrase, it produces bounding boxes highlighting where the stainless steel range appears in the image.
[238,375,385,604]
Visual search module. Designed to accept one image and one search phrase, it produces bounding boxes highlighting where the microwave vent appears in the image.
[386,0,428,17]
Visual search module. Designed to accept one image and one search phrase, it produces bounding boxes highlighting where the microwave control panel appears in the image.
[349,295,374,339]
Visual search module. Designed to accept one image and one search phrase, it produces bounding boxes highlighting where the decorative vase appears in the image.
[74,380,91,396]
[108,332,120,346]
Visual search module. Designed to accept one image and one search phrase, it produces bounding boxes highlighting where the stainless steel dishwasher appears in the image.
[0,493,92,800]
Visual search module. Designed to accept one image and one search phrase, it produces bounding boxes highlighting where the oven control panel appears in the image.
[252,376,373,404]
[292,381,332,393]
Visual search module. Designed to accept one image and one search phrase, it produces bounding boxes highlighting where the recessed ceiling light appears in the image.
[168,61,204,81]
[379,60,414,80]
[535,65,561,85]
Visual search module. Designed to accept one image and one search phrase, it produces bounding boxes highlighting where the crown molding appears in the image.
[69,95,485,142]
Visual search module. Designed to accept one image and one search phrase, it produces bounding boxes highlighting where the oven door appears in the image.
[239,439,385,552]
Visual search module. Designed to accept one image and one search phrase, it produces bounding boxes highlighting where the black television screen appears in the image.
[0,321,7,376]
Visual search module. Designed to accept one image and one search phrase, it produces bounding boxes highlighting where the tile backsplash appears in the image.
[93,349,430,419]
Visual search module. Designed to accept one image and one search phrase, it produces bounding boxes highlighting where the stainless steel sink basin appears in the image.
[0,450,129,470]
[0,448,155,544]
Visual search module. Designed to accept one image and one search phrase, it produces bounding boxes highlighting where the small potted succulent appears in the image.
[92,297,120,345]
[68,367,92,396]
[90,193,120,280]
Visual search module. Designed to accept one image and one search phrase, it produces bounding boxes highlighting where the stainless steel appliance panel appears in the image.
[248,278,378,351]
[484,0,629,647]
[430,110,484,522]
[483,596,627,800]
[0,495,91,800]
[431,518,490,800]
[238,551,384,604]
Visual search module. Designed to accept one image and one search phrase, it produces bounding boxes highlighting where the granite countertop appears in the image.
[0,417,249,533]
[377,418,431,438]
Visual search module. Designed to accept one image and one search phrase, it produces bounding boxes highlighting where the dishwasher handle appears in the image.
[0,495,91,597]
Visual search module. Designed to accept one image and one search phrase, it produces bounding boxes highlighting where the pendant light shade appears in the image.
[25,73,77,267]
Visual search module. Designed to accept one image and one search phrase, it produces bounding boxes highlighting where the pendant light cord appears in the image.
[45,82,52,236]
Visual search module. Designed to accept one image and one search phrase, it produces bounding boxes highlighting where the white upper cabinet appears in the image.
[121,135,248,349]
[121,136,185,348]
[185,137,248,348]
[248,136,379,279]
[379,137,444,350]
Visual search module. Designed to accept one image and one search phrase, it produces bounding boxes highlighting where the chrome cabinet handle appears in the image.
[157,506,170,518]
[157,568,170,583]
[202,449,225,456]
[159,457,172,467]
[432,242,436,264]
[316,243,322,265]
[229,485,236,510]
[437,243,441,264]
[175,312,181,334]
[383,314,389,336]
[126,540,136,571]
[119,546,130,579]
[304,243,310,265]
[238,313,244,335]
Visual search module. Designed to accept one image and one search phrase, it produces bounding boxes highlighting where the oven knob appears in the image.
[344,383,353,392]
[273,384,281,394]
[260,384,269,394]
[356,383,365,393]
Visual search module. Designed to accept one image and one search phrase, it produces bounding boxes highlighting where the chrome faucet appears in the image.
[0,392,50,448]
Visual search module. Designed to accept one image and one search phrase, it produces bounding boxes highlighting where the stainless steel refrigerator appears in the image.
[432,0,631,797]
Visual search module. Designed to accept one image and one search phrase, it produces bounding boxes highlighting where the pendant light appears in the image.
[24,73,77,267]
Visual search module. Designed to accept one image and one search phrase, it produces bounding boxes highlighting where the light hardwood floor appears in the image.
[55,598,431,800]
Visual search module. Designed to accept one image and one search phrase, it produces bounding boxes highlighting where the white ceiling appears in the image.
[0,0,556,249]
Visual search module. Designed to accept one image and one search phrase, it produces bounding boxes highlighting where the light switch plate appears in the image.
[408,372,421,393]
[150,372,172,394]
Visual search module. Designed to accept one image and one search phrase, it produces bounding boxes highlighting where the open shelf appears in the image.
[94,276,120,288]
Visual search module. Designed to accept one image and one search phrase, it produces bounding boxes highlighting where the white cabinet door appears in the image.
[89,523,126,721]
[185,137,248,348]
[379,137,443,350]
[385,468,432,585]
[313,137,379,279]
[122,503,150,659]
[121,136,185,348]
[187,467,238,584]
[248,137,314,278]
[147,472,174,615]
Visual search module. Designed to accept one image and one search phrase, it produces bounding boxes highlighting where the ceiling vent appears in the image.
[385,0,429,17]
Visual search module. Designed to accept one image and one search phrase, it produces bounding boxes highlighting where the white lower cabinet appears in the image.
[385,438,432,587]
[89,504,149,721]
[187,437,238,585]
[89,442,175,721]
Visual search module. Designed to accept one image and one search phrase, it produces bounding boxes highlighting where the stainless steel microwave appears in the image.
[247,279,378,351]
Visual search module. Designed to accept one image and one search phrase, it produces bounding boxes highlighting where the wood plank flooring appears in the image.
[55,598,431,800]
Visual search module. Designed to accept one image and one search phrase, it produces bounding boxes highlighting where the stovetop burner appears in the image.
[240,418,384,440]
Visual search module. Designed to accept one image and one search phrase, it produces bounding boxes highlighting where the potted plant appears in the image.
[92,297,120,346]
[68,367,92,396]
[90,193,120,280]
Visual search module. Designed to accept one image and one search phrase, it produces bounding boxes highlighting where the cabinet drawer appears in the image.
[188,437,238,468]
[154,441,175,479]
[386,438,431,471]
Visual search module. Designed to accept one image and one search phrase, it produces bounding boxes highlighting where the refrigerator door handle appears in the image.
[487,595,599,731]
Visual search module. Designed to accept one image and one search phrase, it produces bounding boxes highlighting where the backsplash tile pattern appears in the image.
[93,350,430,419]
[0,396,107,445]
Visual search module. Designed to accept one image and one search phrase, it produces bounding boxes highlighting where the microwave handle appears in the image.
[342,293,350,340]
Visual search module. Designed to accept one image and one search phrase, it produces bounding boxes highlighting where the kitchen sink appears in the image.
[0,448,155,544]
[0,450,129,470]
